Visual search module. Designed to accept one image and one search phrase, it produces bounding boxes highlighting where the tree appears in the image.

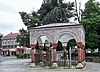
[19,11,40,28]
[81,0,100,49]
[19,0,76,27]
[39,0,75,24]
[67,39,76,47]
[16,28,29,47]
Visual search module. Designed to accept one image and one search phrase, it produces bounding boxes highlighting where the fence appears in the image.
[34,50,78,67]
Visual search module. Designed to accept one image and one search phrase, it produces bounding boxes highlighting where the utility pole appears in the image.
[75,0,82,23]
[79,1,82,22]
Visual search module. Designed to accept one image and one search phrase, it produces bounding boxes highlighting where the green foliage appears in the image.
[67,39,76,47]
[87,33,99,48]
[16,28,29,47]
[42,1,75,24]
[19,12,29,26]
[17,54,30,59]
[86,51,100,57]
[19,0,76,27]
[19,11,40,27]
[83,0,100,18]
[81,0,100,49]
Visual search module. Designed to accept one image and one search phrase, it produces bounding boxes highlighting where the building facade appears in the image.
[1,33,18,56]
[0,33,3,55]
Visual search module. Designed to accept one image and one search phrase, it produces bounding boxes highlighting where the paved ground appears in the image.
[0,55,16,64]
[0,55,100,72]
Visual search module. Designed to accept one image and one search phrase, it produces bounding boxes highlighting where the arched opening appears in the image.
[34,35,51,65]
[67,39,78,66]
[34,36,50,44]
[58,33,76,44]
[34,35,51,50]
[56,33,78,67]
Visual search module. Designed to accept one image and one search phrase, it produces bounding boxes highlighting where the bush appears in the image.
[93,52,100,57]
[86,51,100,57]
[17,54,30,59]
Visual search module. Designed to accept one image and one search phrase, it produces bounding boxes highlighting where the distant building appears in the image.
[0,33,2,47]
[0,33,3,55]
[1,32,18,56]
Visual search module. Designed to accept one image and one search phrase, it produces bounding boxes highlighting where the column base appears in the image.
[52,62,58,68]
[82,60,86,66]
[76,62,84,69]
[30,62,35,68]
[39,62,44,67]
[83,60,86,64]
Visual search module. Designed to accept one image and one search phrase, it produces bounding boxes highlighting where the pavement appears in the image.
[1,58,31,65]
[0,56,16,64]
[0,56,100,72]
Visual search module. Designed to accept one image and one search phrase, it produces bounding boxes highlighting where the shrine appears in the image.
[29,22,85,69]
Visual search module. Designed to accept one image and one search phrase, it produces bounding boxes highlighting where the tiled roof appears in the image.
[1,33,18,40]
[31,22,80,29]
[6,33,18,36]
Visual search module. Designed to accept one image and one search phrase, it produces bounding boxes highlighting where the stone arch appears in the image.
[32,32,53,44]
[56,31,78,43]
[36,37,42,43]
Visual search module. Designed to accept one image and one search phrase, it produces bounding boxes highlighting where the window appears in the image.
[11,40,13,45]
[8,41,10,45]
[2,41,4,46]
[5,41,7,45]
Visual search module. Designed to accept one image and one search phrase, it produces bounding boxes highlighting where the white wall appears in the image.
[59,33,75,46]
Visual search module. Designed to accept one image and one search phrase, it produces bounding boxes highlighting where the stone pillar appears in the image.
[53,49,56,62]
[83,49,86,65]
[39,47,43,62]
[82,44,85,61]
[49,46,53,68]
[31,48,35,62]
[82,44,86,66]
[64,48,67,67]
[76,42,84,69]
[46,48,49,61]
[83,49,85,62]
[39,46,44,67]
[81,48,83,62]
[83,44,85,61]
[52,43,58,68]
[30,44,35,68]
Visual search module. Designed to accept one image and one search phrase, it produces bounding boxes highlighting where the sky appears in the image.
[0,0,99,35]
[0,0,43,35]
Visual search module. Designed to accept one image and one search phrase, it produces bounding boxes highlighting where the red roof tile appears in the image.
[6,33,18,37]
